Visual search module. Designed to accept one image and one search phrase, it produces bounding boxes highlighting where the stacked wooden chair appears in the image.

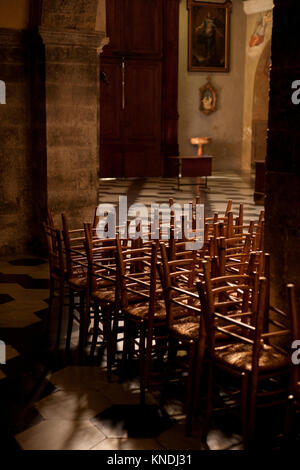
[43,222,65,348]
[197,257,294,448]
[62,214,88,360]
[43,198,300,448]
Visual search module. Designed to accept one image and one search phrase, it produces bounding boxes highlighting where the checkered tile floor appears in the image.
[98,171,262,224]
[2,172,287,451]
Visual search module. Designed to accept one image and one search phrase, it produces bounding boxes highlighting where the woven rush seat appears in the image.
[126,299,166,321]
[91,286,147,305]
[170,315,201,341]
[68,277,87,290]
[91,286,116,303]
[215,342,289,372]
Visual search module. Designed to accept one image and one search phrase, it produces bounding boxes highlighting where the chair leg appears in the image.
[160,336,177,408]
[65,288,74,353]
[89,303,99,359]
[186,342,197,436]
[56,277,65,349]
[284,395,296,446]
[78,291,87,363]
[241,372,249,449]
[119,316,131,382]
[247,376,258,448]
[110,305,121,369]
[105,305,113,382]
[192,336,206,416]
[202,358,214,444]
[139,323,146,405]
[143,325,155,405]
[48,276,55,317]
[46,276,55,346]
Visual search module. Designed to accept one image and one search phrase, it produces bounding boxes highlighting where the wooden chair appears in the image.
[84,222,120,379]
[43,223,65,348]
[216,235,254,276]
[116,238,169,402]
[198,269,292,448]
[62,214,88,360]
[158,242,206,434]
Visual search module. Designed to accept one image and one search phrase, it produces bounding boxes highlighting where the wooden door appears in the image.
[100,0,179,178]
[123,0,162,57]
[100,59,123,177]
[123,58,162,177]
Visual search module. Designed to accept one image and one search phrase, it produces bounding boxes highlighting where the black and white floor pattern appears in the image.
[98,171,262,224]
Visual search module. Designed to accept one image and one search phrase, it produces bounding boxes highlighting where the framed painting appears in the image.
[187,0,232,72]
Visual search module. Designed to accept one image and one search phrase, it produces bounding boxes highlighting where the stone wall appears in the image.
[0,0,107,254]
[40,28,105,229]
[41,0,99,31]
[0,29,33,254]
[178,0,246,171]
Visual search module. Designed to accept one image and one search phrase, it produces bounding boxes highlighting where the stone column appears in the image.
[0,29,33,255]
[243,0,274,15]
[265,0,300,305]
[39,27,107,229]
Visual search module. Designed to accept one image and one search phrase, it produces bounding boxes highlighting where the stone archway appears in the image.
[241,0,274,170]
[251,39,271,165]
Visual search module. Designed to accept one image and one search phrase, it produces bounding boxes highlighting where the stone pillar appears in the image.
[0,29,33,255]
[243,0,274,15]
[39,27,107,229]
[265,0,300,305]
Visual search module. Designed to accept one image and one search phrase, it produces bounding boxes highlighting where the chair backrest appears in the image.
[199,259,260,351]
[251,212,264,251]
[115,235,157,311]
[158,242,200,326]
[47,208,55,229]
[61,214,87,281]
[199,268,295,377]
[43,222,64,277]
[84,222,118,293]
[215,235,254,276]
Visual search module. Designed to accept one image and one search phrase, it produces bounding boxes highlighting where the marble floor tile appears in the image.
[156,422,205,451]
[91,437,164,451]
[15,419,106,450]
[5,345,20,361]
[49,366,108,392]
[35,390,112,421]
[100,382,141,406]
[206,428,242,450]
[92,404,174,439]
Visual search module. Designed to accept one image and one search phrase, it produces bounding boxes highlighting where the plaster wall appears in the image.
[178,0,246,171]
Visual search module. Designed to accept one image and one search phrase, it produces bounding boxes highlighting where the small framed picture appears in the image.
[199,77,217,115]
[187,0,232,72]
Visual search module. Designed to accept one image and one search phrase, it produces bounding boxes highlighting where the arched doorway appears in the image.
[251,39,271,166]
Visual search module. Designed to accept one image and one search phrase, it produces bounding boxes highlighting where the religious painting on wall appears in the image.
[249,10,272,49]
[199,76,217,115]
[187,0,232,72]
